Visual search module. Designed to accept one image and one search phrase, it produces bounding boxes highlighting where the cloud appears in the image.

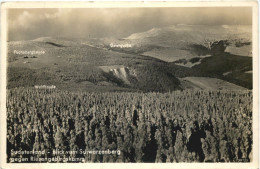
[7,7,252,41]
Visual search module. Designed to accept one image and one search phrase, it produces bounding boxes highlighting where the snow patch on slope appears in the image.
[100,65,136,85]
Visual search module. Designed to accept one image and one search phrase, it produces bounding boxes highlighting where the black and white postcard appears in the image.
[0,1,258,169]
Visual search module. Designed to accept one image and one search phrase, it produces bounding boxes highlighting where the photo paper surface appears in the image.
[0,1,258,169]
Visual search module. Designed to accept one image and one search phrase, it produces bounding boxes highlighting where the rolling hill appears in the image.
[7,37,181,92]
[86,24,251,60]
[7,24,252,92]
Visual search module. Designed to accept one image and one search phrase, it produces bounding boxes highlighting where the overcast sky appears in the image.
[7,7,252,41]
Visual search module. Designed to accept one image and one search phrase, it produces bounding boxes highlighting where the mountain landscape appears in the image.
[7,24,252,92]
[6,7,254,164]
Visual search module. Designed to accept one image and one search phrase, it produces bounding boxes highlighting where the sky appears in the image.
[7,7,252,41]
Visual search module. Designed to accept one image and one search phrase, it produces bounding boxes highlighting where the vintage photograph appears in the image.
[1,2,258,168]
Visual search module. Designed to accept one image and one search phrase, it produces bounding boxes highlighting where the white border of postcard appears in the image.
[0,1,259,169]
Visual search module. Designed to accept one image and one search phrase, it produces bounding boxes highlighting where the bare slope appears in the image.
[180,77,246,90]
[125,24,252,61]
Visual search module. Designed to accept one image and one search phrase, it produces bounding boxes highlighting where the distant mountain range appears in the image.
[7,24,252,92]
